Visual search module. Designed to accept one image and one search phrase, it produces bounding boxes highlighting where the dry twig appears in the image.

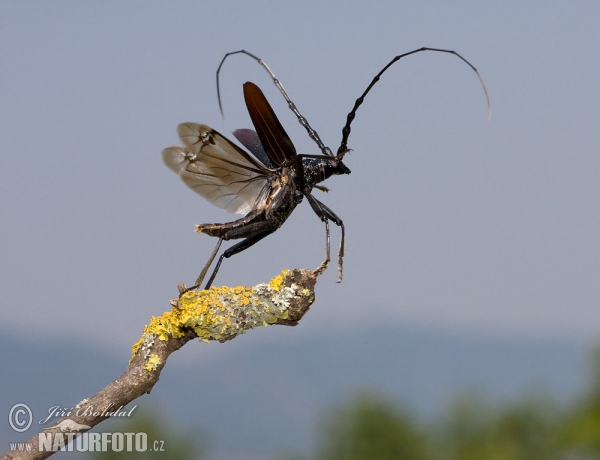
[2,269,317,460]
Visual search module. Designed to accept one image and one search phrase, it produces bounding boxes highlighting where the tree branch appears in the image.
[2,269,317,460]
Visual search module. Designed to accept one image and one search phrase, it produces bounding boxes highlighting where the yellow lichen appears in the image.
[131,338,143,357]
[268,269,289,291]
[145,354,161,371]
[130,270,296,361]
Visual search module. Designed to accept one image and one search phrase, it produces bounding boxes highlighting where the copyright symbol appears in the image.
[9,403,32,432]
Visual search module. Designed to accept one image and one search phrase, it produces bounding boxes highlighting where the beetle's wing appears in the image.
[243,82,297,167]
[233,128,276,169]
[162,123,270,215]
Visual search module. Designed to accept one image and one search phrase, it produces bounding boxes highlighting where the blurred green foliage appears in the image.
[435,394,559,460]
[555,346,600,457]
[317,393,429,460]
[310,345,600,460]
[86,345,600,459]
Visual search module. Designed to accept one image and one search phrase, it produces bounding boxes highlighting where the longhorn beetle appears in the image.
[162,48,490,290]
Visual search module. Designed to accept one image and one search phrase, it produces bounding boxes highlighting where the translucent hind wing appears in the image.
[162,124,270,215]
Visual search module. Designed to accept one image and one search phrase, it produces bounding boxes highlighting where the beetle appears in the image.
[162,48,490,290]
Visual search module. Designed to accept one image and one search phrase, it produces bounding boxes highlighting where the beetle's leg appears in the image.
[194,237,224,287]
[314,184,330,193]
[313,219,331,277]
[184,211,279,292]
[306,194,345,282]
[315,198,345,283]
[179,237,225,297]
[200,219,280,289]
[196,208,263,237]
[204,228,275,289]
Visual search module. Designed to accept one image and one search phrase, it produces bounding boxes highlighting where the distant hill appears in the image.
[1,324,590,459]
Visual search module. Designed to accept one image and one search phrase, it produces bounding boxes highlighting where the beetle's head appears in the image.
[335,160,351,175]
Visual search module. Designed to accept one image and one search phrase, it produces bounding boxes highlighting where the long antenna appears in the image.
[216,50,334,157]
[217,47,491,160]
[338,47,491,156]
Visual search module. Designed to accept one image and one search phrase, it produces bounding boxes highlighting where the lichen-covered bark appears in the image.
[1,269,316,460]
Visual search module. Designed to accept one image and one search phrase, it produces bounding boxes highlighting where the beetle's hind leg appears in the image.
[194,237,224,288]
[179,237,224,297]
[203,229,275,289]
[191,215,279,291]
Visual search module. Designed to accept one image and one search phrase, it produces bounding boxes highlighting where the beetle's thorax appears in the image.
[301,158,351,191]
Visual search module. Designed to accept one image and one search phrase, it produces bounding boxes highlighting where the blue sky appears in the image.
[2,2,599,355]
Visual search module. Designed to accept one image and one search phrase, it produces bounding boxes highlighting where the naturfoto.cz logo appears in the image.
[38,431,155,452]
